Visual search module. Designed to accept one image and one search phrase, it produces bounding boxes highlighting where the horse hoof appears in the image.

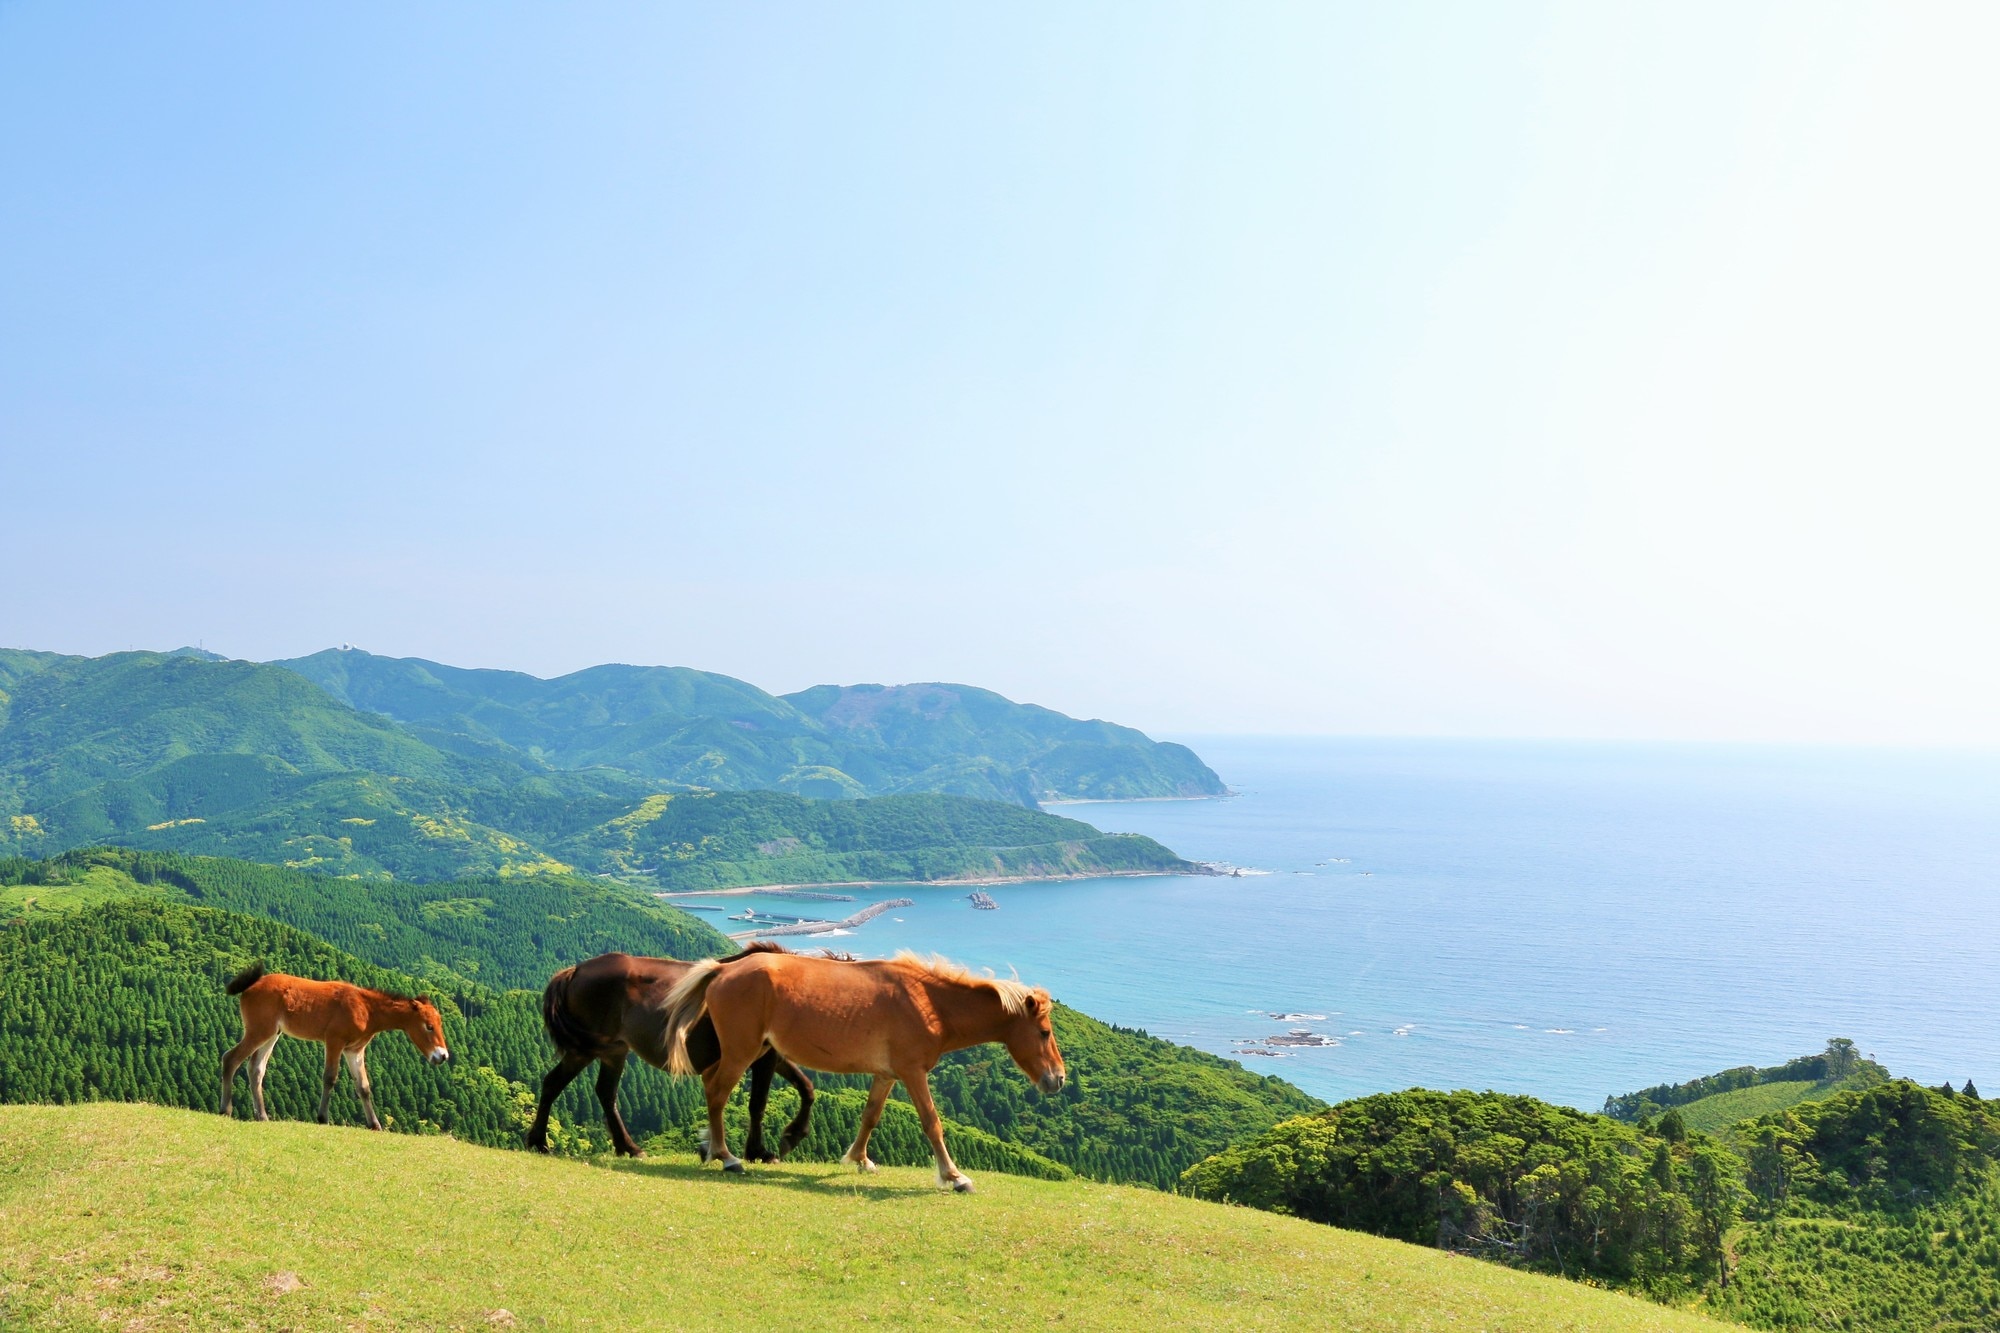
[722,1159,745,1174]
[952,1177,975,1194]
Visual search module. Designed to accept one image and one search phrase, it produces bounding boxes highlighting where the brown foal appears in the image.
[220,963,449,1129]
[665,950,1065,1192]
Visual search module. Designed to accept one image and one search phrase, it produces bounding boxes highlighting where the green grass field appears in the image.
[0,862,172,914]
[0,1102,1734,1332]
[1672,1081,1826,1135]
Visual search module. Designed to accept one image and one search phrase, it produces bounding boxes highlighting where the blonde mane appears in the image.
[891,950,1040,1015]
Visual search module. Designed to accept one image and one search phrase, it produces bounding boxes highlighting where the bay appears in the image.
[730,737,2000,1111]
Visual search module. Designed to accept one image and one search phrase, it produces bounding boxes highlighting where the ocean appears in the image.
[724,737,2000,1111]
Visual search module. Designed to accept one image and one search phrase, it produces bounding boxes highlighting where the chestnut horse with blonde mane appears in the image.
[664,949,1065,1192]
[220,963,450,1129]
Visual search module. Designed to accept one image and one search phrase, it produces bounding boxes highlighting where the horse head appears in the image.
[407,998,451,1065]
[999,988,1066,1096]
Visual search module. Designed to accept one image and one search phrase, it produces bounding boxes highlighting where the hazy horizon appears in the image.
[6,4,1996,744]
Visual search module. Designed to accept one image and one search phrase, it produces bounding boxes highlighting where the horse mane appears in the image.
[891,951,1040,1015]
[714,941,791,965]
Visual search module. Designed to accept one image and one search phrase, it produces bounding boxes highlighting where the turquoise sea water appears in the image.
[731,738,2000,1111]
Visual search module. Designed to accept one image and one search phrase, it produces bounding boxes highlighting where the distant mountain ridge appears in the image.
[273,646,1224,805]
[0,648,1203,887]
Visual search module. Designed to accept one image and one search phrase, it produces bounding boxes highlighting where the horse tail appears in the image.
[540,965,603,1058]
[662,959,723,1076]
[225,962,266,996]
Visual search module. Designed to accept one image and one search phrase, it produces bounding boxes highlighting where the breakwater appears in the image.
[730,897,915,940]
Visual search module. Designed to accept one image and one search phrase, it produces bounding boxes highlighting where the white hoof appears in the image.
[949,1174,975,1193]
[721,1156,745,1174]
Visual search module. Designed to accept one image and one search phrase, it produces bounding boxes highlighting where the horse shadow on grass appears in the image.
[600,1156,939,1203]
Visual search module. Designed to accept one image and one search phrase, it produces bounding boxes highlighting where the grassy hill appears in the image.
[274,646,1227,805]
[0,1101,1733,1331]
[0,653,1193,888]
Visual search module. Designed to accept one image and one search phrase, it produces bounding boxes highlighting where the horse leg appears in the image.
[221,1006,278,1116]
[247,1034,279,1121]
[772,1054,815,1159]
[901,1066,972,1193]
[220,1034,259,1116]
[316,1043,342,1125]
[344,1047,383,1131]
[526,1051,591,1153]
[841,1074,895,1174]
[595,1053,643,1157]
[743,1050,778,1163]
[700,1058,754,1173]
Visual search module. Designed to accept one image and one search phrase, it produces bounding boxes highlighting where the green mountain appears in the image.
[0,651,1193,887]
[0,851,1315,1188]
[274,646,1225,804]
[781,681,1226,801]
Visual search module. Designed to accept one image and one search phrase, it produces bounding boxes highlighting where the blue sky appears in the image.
[3,4,1995,741]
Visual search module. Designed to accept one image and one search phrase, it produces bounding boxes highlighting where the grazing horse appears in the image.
[664,949,1065,1192]
[527,947,815,1161]
[220,963,449,1129]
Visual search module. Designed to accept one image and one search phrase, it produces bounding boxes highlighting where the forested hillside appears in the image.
[0,651,1197,888]
[575,789,1191,890]
[0,847,730,988]
[0,858,1313,1187]
[274,646,1226,804]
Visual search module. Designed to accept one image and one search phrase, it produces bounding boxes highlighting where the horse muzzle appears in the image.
[429,1049,451,1065]
[1038,1070,1066,1095]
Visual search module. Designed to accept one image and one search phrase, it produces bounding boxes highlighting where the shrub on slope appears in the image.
[1181,1089,1741,1295]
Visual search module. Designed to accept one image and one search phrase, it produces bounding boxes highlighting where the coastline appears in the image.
[657,865,1217,898]
[1041,793,1232,806]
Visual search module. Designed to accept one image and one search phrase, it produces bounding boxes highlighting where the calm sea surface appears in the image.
[730,738,2000,1110]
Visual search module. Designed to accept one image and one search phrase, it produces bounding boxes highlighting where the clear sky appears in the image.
[3,4,1995,742]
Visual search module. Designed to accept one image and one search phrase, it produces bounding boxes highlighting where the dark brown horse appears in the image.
[527,946,815,1160]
